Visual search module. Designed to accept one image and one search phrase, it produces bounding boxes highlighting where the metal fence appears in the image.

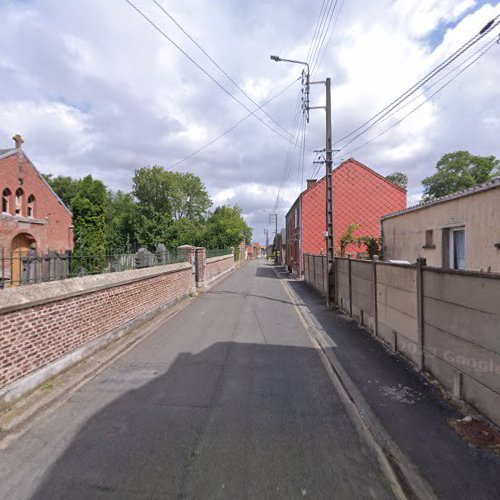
[206,247,233,259]
[0,246,185,288]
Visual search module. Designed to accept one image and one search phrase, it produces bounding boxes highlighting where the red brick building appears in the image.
[285,158,406,274]
[1,136,73,282]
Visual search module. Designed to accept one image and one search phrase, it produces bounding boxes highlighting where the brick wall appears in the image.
[0,262,193,402]
[285,158,406,274]
[205,254,235,284]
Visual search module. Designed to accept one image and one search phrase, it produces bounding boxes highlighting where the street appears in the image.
[1,260,394,499]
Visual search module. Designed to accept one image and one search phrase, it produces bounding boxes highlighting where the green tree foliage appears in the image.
[422,151,500,201]
[43,174,80,208]
[339,223,360,257]
[105,191,138,252]
[204,205,252,248]
[133,167,212,221]
[71,176,108,273]
[44,166,251,255]
[165,218,207,248]
[385,172,408,190]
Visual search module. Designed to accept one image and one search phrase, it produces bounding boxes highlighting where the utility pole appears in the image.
[268,213,278,264]
[325,78,334,307]
[270,55,334,305]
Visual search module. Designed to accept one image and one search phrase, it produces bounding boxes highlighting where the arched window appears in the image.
[2,188,11,213]
[27,194,36,218]
[15,188,24,216]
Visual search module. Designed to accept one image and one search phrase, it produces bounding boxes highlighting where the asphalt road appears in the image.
[0,260,394,499]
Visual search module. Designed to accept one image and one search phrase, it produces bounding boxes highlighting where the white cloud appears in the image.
[0,0,498,243]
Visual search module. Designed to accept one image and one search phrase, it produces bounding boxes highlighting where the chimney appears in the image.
[12,134,24,149]
[306,179,317,190]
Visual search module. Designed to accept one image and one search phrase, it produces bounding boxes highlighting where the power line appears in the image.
[334,35,499,160]
[314,0,344,75]
[334,14,500,151]
[151,0,295,142]
[310,0,339,76]
[170,77,301,168]
[124,0,302,149]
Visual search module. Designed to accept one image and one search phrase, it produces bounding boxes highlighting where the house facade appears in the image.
[1,136,73,283]
[382,177,500,272]
[285,158,406,274]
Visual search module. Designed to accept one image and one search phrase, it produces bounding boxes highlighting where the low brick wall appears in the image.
[205,254,235,285]
[0,262,193,404]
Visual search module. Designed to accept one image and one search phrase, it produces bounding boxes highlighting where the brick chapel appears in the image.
[0,135,73,282]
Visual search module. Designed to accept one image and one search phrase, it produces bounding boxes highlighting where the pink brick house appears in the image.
[285,158,406,274]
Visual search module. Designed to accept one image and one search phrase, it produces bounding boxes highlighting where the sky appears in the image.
[0,0,499,245]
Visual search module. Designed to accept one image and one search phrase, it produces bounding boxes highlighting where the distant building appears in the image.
[285,158,406,274]
[1,135,73,283]
[382,177,500,272]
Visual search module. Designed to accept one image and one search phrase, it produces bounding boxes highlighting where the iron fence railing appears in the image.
[206,247,233,259]
[0,248,185,288]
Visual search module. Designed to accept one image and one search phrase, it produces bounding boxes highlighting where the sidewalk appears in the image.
[283,274,500,500]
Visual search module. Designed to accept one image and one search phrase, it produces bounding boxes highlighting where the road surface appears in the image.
[0,260,394,499]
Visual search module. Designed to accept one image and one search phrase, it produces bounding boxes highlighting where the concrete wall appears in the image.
[382,186,500,272]
[304,254,327,297]
[422,268,500,425]
[305,255,500,426]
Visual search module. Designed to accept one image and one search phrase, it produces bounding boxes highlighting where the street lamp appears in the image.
[270,54,334,307]
[270,55,310,123]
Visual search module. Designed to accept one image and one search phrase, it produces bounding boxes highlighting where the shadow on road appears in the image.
[31,341,393,500]
[284,279,500,500]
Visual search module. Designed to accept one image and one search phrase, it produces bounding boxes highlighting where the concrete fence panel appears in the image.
[422,268,500,425]
[350,260,375,329]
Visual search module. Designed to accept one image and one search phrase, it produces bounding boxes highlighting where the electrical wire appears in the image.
[334,14,500,150]
[124,0,302,149]
[334,34,499,160]
[151,0,295,142]
[170,77,301,168]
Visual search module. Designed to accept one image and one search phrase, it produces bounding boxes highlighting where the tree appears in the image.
[133,167,211,222]
[339,223,360,257]
[71,175,108,273]
[422,151,500,200]
[43,174,80,208]
[105,191,138,252]
[385,172,408,190]
[165,218,206,248]
[204,205,252,248]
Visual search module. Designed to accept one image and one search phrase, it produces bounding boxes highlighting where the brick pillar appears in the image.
[177,245,196,293]
[195,247,206,288]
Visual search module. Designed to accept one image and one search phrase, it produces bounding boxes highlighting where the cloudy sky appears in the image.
[1,0,499,244]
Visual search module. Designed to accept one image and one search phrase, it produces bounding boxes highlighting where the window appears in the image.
[27,195,35,218]
[2,188,11,213]
[294,208,298,228]
[450,228,465,270]
[15,188,24,216]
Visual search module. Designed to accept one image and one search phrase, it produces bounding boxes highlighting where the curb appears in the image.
[276,268,437,500]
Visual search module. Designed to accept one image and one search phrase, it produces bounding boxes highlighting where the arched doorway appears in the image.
[11,233,37,286]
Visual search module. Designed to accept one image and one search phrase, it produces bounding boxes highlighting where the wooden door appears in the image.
[11,234,34,286]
